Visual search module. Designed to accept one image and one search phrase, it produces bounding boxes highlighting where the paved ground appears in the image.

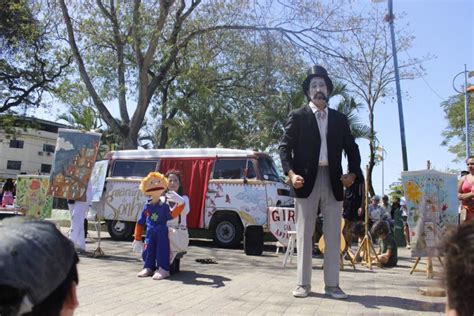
[70,228,446,316]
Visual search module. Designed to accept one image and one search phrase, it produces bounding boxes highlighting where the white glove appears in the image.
[132,240,144,253]
[166,191,185,205]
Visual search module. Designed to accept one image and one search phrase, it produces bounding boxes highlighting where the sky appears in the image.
[29,0,473,196]
[345,0,474,195]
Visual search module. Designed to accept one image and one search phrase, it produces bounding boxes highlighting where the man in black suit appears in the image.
[279,65,361,299]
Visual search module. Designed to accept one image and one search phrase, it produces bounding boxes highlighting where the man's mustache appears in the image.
[312,92,327,101]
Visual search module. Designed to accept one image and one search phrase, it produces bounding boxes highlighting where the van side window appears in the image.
[257,156,281,182]
[212,159,246,179]
[246,160,257,179]
[112,160,158,177]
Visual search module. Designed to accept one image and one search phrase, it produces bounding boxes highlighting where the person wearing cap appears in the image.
[0,217,79,315]
[381,195,391,219]
[279,65,361,299]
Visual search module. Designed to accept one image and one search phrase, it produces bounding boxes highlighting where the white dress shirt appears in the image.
[309,102,328,166]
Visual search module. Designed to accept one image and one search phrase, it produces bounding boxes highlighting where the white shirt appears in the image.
[167,195,190,227]
[309,102,328,166]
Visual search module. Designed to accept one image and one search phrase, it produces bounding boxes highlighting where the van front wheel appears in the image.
[213,216,243,248]
[107,220,134,241]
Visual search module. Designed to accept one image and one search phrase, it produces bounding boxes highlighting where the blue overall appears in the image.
[138,201,173,271]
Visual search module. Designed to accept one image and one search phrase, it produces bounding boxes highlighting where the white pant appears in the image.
[295,166,343,287]
[69,201,88,250]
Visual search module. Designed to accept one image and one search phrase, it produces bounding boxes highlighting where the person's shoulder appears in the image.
[328,108,347,120]
[290,106,311,116]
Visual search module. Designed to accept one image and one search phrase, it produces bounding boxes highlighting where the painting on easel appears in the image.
[48,129,101,202]
[402,169,458,257]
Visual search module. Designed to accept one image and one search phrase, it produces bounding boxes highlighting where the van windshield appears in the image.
[257,156,281,182]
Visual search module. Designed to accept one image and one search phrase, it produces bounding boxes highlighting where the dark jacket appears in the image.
[279,106,361,200]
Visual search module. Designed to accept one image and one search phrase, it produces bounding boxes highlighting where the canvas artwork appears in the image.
[49,129,101,201]
[90,160,108,202]
[401,169,458,257]
[15,175,53,219]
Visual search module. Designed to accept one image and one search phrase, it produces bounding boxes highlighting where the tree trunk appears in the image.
[158,125,168,149]
[367,104,376,196]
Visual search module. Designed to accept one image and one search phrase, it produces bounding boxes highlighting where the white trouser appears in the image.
[69,201,88,250]
[295,166,343,287]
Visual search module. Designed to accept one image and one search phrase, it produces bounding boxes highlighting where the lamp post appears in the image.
[452,64,474,158]
[372,0,408,171]
[377,146,387,194]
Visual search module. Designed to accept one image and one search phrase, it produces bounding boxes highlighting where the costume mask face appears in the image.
[139,172,169,203]
[309,77,328,107]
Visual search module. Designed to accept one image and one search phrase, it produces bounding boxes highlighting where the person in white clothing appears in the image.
[166,170,190,228]
[165,170,190,258]
[69,181,93,252]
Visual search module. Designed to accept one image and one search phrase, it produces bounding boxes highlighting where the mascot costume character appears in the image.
[132,172,185,280]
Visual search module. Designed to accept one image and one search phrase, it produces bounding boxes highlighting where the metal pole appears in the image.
[464,64,470,157]
[388,0,409,171]
[382,150,385,194]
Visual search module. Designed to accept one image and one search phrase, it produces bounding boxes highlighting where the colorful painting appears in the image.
[267,207,296,246]
[15,175,53,219]
[102,179,148,222]
[204,180,268,227]
[48,129,101,201]
[402,169,458,257]
[90,160,108,202]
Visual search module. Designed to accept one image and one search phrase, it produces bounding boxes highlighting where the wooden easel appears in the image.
[353,165,380,269]
[408,161,444,279]
[410,256,444,279]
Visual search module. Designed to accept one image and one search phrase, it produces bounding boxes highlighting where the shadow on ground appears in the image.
[171,270,232,288]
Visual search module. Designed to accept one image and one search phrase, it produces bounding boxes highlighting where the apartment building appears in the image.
[0,116,68,179]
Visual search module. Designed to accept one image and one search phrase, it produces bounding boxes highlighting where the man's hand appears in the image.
[341,173,356,188]
[289,171,304,189]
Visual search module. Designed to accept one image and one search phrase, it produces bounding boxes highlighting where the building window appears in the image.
[7,160,21,170]
[9,140,24,148]
[43,144,55,153]
[41,164,52,173]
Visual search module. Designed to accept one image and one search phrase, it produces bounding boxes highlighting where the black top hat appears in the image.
[302,65,334,99]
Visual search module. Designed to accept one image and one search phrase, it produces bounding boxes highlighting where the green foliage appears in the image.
[387,181,404,202]
[0,0,40,48]
[440,91,474,161]
[0,0,70,113]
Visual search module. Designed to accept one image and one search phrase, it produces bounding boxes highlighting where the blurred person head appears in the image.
[382,195,389,206]
[0,218,79,316]
[466,156,474,175]
[371,195,380,205]
[442,221,474,316]
[165,169,184,196]
[371,220,390,240]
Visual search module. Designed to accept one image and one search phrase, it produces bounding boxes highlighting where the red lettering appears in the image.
[288,210,295,223]
[271,210,280,222]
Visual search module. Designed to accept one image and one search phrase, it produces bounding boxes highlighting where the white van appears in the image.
[93,148,293,248]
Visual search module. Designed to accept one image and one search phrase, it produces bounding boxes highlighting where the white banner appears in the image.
[267,207,296,247]
[91,160,108,202]
[102,178,148,222]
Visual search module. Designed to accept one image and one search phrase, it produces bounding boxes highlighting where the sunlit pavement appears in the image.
[70,229,445,315]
